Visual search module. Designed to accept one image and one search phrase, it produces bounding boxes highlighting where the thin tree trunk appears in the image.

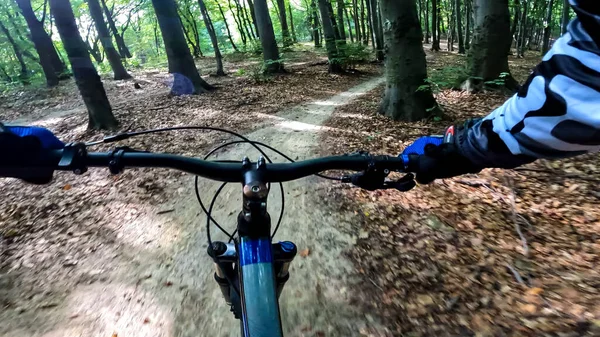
[344,6,354,42]
[541,0,554,54]
[228,0,247,45]
[0,20,29,83]
[240,0,257,38]
[353,0,361,41]
[366,0,373,47]
[465,0,471,49]
[432,0,440,50]
[253,0,284,72]
[560,0,569,35]
[50,0,117,129]
[276,0,291,46]
[235,0,255,39]
[510,0,520,44]
[311,0,322,47]
[360,0,367,44]
[337,0,346,41]
[456,0,465,53]
[425,0,430,43]
[14,0,58,86]
[88,0,131,79]
[217,1,239,51]
[153,16,161,54]
[288,0,297,42]
[246,0,260,37]
[318,0,343,73]
[517,0,528,57]
[198,0,225,75]
[369,0,383,60]
[151,0,213,94]
[379,0,439,121]
[100,0,131,58]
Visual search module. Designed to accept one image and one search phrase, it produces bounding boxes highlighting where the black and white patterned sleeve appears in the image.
[459,0,600,168]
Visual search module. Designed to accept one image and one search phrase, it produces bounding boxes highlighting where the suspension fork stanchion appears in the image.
[236,157,284,337]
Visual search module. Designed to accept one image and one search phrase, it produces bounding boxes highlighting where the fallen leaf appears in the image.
[299,248,310,257]
[520,304,537,314]
[111,333,118,337]
[164,281,173,287]
[63,184,72,190]
[143,318,150,324]
[526,287,543,296]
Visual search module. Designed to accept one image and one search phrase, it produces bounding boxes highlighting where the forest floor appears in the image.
[1,45,598,337]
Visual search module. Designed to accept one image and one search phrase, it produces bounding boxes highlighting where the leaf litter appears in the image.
[319,51,600,336]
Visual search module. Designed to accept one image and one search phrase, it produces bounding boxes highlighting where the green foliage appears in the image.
[417,65,468,93]
[484,72,512,87]
[331,42,372,70]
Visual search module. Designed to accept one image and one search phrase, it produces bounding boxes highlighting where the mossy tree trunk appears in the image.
[318,0,343,73]
[379,0,439,121]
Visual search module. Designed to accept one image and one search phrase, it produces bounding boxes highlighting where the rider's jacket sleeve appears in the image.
[458,0,600,168]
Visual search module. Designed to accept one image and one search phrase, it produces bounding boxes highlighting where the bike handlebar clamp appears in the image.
[58,143,88,175]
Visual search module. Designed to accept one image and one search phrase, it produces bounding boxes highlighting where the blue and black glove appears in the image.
[0,123,64,184]
[402,121,483,184]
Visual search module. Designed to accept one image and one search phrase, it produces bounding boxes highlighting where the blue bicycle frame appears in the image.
[238,237,283,337]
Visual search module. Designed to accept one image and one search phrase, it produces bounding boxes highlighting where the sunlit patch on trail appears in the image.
[63,283,173,337]
[277,120,323,131]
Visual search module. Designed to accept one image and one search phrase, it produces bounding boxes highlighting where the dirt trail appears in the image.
[3,77,387,337]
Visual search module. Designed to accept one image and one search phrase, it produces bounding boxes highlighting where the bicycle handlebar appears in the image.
[1,145,410,183]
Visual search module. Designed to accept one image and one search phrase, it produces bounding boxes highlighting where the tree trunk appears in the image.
[288,0,297,42]
[217,1,239,51]
[431,0,440,50]
[240,0,257,38]
[424,0,430,43]
[50,0,117,129]
[517,0,528,57]
[318,0,343,73]
[228,0,248,45]
[448,2,454,51]
[455,0,465,53]
[541,0,554,54]
[327,0,342,41]
[365,0,373,47]
[0,20,29,84]
[151,0,213,94]
[510,0,520,44]
[311,0,322,47]
[198,0,225,75]
[100,0,131,58]
[360,0,367,44]
[234,0,255,39]
[368,0,383,60]
[465,0,517,91]
[87,0,131,80]
[153,16,161,54]
[253,0,284,72]
[337,0,346,41]
[465,0,471,49]
[560,0,569,35]
[344,6,354,42]
[14,0,59,86]
[246,0,260,37]
[276,0,291,46]
[353,0,361,41]
[379,0,439,121]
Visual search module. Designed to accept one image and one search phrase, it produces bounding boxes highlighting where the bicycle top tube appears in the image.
[7,145,409,183]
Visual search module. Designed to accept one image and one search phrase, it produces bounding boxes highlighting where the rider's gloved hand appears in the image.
[0,123,64,184]
[401,120,483,184]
